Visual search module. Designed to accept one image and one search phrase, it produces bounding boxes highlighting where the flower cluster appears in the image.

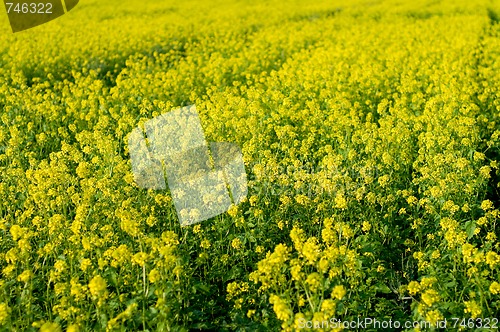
[0,0,500,330]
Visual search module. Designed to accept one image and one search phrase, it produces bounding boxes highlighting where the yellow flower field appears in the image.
[1,0,500,330]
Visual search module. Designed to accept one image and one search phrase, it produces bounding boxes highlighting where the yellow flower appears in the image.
[489,281,500,295]
[249,195,258,206]
[2,265,16,278]
[200,239,211,249]
[232,238,243,250]
[227,204,238,217]
[0,303,10,324]
[481,199,494,211]
[321,299,336,315]
[76,162,91,178]
[421,289,439,307]
[413,251,424,261]
[331,285,346,300]
[80,258,92,271]
[431,249,441,259]
[247,309,255,318]
[464,300,482,318]
[290,226,305,252]
[226,282,239,300]
[148,269,161,283]
[407,281,420,295]
[378,174,390,188]
[420,277,437,289]
[17,270,33,283]
[479,166,491,178]
[107,303,138,330]
[461,243,476,263]
[334,193,348,209]
[67,324,80,332]
[269,295,292,322]
[40,322,61,332]
[82,237,92,251]
[53,258,65,270]
[132,252,149,266]
[298,296,305,307]
[301,237,320,265]
[290,262,302,281]
[88,275,108,300]
[473,152,485,161]
[477,216,488,226]
[10,225,24,241]
[425,309,443,326]
[146,215,157,227]
[485,251,500,269]
[70,279,86,301]
[295,194,310,205]
[462,203,470,212]
[306,272,322,292]
[407,196,418,205]
[486,232,497,241]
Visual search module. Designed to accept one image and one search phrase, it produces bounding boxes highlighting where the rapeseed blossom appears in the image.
[1,0,500,330]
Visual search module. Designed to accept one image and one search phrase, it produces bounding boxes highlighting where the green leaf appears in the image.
[193,282,211,294]
[444,280,456,288]
[464,220,476,239]
[375,283,392,294]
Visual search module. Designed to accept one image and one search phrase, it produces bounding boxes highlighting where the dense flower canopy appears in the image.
[0,0,500,330]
